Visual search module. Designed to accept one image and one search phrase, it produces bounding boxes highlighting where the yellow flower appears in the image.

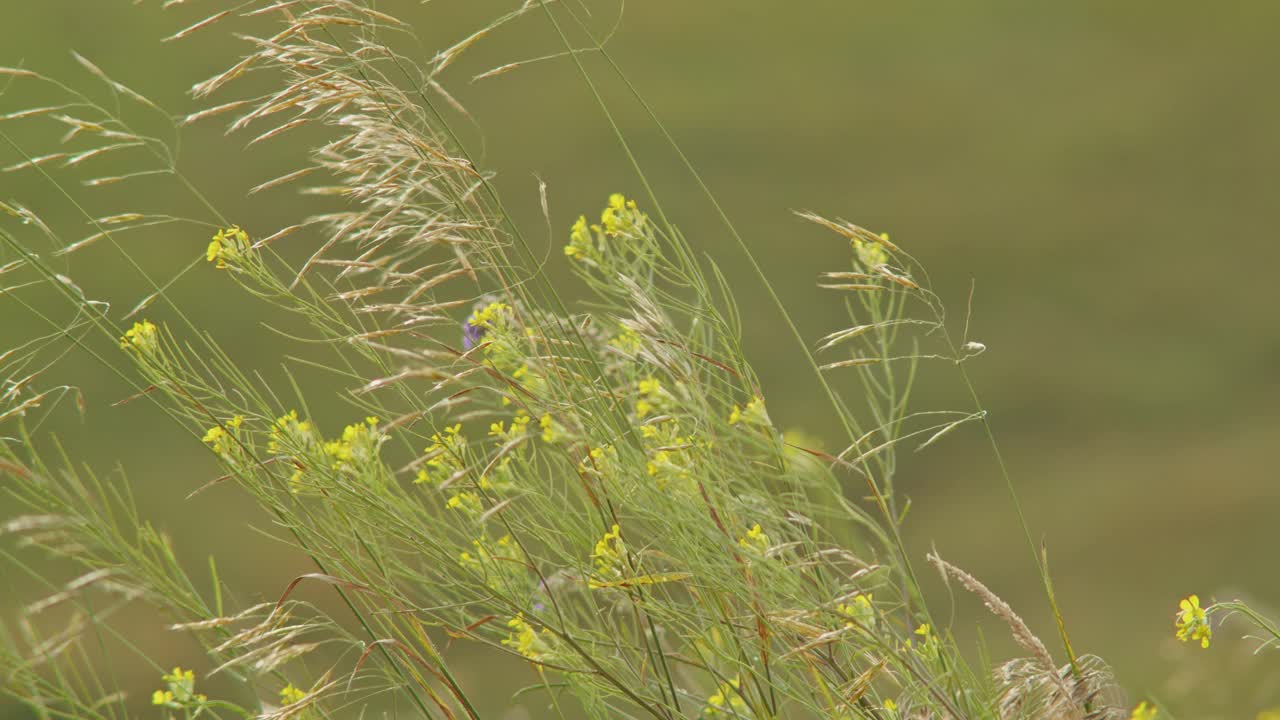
[286,468,306,495]
[565,215,591,260]
[601,193,643,237]
[503,613,553,662]
[1129,701,1158,720]
[162,666,195,685]
[264,411,318,492]
[202,426,225,448]
[280,684,307,705]
[489,412,531,442]
[639,422,694,490]
[836,593,875,629]
[267,410,316,453]
[1175,594,1211,648]
[896,621,939,660]
[201,415,244,457]
[539,413,563,443]
[119,319,159,353]
[591,523,625,581]
[610,326,642,354]
[579,445,617,478]
[206,225,250,269]
[852,232,888,270]
[154,666,206,707]
[883,698,898,713]
[738,523,769,556]
[565,194,648,267]
[322,416,384,470]
[446,491,482,515]
[468,301,510,330]
[704,679,747,716]
[635,377,665,418]
[417,424,466,485]
[646,450,671,478]
[728,396,768,427]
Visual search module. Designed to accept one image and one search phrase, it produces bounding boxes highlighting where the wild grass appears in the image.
[0,2,1262,719]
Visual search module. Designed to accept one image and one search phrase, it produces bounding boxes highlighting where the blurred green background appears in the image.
[3,1,1279,717]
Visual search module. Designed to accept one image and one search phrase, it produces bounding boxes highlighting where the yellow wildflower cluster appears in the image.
[459,534,513,570]
[206,225,251,269]
[1175,594,1212,648]
[268,410,315,454]
[466,301,543,407]
[565,216,593,261]
[503,365,539,407]
[119,319,159,354]
[737,523,769,556]
[489,412,531,443]
[641,422,694,491]
[601,193,643,236]
[416,424,466,486]
[503,613,554,663]
[469,301,511,331]
[538,413,564,444]
[151,667,207,709]
[446,490,483,516]
[704,679,747,717]
[578,445,617,479]
[322,416,385,470]
[591,523,625,582]
[478,413,531,490]
[564,193,648,263]
[610,325,643,354]
[1129,701,1158,720]
[635,377,667,419]
[852,232,889,270]
[266,410,317,493]
[836,593,875,629]
[728,395,769,427]
[565,217,593,262]
[280,684,307,706]
[201,415,244,459]
[904,623,940,661]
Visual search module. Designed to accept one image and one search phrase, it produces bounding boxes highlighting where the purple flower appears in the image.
[462,317,486,350]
